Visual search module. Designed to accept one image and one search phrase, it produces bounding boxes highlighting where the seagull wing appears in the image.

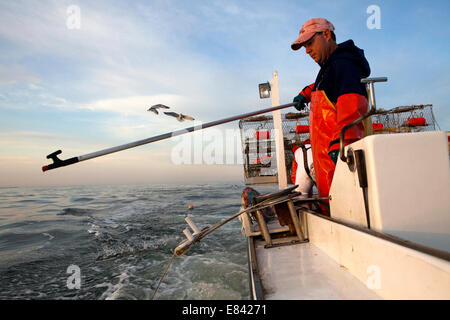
[181,114,195,121]
[164,111,179,118]
[147,107,159,114]
[152,104,170,109]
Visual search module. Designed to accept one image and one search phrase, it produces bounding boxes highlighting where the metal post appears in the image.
[340,77,387,164]
[287,200,305,240]
[270,71,288,189]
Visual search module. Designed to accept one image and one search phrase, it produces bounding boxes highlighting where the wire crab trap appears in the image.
[238,104,439,185]
[371,104,439,134]
[239,110,310,185]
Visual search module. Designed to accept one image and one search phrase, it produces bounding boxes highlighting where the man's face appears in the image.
[303,31,330,65]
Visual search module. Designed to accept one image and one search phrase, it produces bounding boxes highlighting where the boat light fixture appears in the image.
[259,82,271,99]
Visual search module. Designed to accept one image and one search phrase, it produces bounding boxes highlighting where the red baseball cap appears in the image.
[291,18,335,50]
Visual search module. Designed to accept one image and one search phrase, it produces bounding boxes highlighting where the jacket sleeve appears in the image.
[299,83,315,102]
[328,61,369,153]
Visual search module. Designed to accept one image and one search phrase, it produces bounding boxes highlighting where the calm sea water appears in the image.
[0,182,278,300]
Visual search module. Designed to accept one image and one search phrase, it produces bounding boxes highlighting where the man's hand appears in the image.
[293,94,307,111]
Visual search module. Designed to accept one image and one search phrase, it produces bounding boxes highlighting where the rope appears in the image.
[149,205,259,299]
[151,189,325,299]
[151,250,176,300]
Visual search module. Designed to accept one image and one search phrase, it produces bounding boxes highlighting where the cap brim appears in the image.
[291,31,315,51]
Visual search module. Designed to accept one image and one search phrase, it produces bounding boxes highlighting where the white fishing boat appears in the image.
[236,76,450,300]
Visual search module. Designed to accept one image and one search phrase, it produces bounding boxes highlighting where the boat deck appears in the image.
[253,238,380,300]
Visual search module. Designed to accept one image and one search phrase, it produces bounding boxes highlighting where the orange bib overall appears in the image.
[309,90,368,212]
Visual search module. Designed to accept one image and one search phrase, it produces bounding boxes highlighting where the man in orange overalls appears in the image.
[291,18,371,215]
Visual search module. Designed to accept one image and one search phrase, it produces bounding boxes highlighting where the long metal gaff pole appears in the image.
[42,102,296,172]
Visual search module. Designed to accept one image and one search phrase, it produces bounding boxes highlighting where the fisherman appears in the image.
[291,18,371,214]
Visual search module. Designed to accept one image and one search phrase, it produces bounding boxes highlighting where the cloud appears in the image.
[1,0,449,188]
[0,1,292,115]
[78,94,187,116]
[0,65,39,85]
[0,130,99,158]
[0,1,268,118]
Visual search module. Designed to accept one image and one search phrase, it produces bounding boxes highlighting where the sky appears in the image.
[0,0,449,187]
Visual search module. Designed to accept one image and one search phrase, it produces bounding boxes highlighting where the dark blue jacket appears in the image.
[313,40,371,103]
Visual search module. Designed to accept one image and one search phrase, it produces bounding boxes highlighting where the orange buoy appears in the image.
[296,125,309,134]
[372,122,383,131]
[255,130,269,140]
[406,117,426,127]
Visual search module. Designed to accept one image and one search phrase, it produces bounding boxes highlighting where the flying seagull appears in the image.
[164,111,195,122]
[147,104,170,115]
